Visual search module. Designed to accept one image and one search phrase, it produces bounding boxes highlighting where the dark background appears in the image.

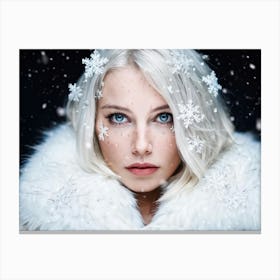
[20,49,261,166]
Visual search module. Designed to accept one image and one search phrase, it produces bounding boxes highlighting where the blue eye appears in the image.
[108,113,128,124]
[157,113,173,124]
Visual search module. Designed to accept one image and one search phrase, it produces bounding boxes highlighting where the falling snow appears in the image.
[256,119,261,131]
[56,107,66,117]
[201,54,209,60]
[249,63,256,70]
[20,50,261,167]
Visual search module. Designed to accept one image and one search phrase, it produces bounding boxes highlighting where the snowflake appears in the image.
[202,71,222,97]
[249,63,256,70]
[82,50,109,80]
[187,136,204,154]
[168,50,194,74]
[201,165,248,209]
[98,122,109,141]
[177,101,205,129]
[68,83,83,102]
[201,54,209,61]
[95,89,103,99]
[167,85,174,94]
[47,178,78,213]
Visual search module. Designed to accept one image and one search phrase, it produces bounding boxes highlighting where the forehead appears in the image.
[100,66,167,109]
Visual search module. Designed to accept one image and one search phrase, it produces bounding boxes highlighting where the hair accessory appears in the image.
[95,89,103,99]
[169,50,194,74]
[187,136,204,154]
[98,122,109,141]
[202,71,222,97]
[177,101,205,129]
[82,50,109,81]
[68,83,83,102]
[167,85,174,94]
[95,80,105,99]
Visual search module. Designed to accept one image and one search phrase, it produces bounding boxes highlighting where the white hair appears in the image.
[66,49,234,199]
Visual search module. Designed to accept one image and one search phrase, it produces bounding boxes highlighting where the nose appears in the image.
[131,124,152,156]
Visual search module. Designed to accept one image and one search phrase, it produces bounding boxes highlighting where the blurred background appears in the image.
[20,49,261,166]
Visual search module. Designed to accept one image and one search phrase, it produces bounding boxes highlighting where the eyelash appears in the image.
[156,112,173,124]
[106,112,129,125]
[105,112,173,126]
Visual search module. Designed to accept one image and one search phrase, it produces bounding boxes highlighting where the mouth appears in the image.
[125,163,159,176]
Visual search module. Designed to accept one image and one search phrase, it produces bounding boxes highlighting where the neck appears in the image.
[133,187,162,225]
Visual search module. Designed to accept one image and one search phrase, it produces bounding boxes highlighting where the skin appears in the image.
[95,65,181,224]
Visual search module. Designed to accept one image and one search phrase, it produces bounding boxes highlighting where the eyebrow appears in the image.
[101,104,171,113]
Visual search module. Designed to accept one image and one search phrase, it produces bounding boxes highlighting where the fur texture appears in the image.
[20,124,260,231]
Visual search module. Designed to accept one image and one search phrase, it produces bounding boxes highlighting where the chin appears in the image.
[121,179,161,193]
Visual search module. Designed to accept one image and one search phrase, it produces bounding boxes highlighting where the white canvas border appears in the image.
[0,0,279,279]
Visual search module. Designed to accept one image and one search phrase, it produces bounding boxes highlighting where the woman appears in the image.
[19,49,260,231]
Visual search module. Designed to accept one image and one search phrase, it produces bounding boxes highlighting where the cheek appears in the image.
[156,133,178,155]
[155,135,181,167]
[97,129,133,165]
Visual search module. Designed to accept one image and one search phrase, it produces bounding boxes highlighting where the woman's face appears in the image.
[95,65,181,193]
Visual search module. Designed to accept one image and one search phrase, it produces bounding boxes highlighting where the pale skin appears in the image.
[95,65,181,225]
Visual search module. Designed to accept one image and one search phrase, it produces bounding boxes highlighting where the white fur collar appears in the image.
[20,124,260,231]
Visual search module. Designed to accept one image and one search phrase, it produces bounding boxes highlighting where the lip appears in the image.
[125,163,159,176]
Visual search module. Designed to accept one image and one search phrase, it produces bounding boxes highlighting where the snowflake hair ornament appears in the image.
[202,71,222,97]
[68,83,83,102]
[98,122,109,141]
[186,136,204,154]
[177,101,205,129]
[95,80,105,100]
[95,89,103,100]
[168,50,194,75]
[82,50,109,81]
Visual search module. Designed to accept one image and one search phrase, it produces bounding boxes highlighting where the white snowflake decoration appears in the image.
[98,122,109,141]
[201,165,248,209]
[177,101,205,129]
[167,85,174,94]
[68,83,83,102]
[187,136,204,154]
[48,178,78,213]
[82,50,109,80]
[202,71,222,97]
[169,50,194,74]
[95,89,103,99]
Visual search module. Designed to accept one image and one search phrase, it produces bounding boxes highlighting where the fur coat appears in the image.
[19,124,260,231]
